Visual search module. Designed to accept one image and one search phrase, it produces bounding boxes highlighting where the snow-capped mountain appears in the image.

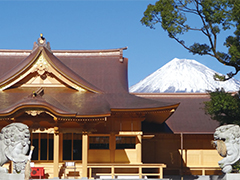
[130,58,240,93]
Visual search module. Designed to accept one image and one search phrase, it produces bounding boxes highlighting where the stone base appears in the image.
[164,175,225,180]
[164,174,240,180]
[0,173,24,180]
[224,173,240,180]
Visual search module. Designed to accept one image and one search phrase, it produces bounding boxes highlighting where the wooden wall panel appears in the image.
[115,149,137,163]
[88,150,111,163]
[142,133,222,175]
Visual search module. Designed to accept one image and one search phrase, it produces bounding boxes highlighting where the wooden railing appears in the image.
[189,167,221,175]
[166,166,222,176]
[87,163,166,179]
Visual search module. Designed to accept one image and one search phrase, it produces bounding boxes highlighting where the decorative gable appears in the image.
[20,53,64,87]
[0,35,101,93]
[20,53,85,91]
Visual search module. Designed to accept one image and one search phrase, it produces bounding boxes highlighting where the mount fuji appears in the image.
[130,58,240,93]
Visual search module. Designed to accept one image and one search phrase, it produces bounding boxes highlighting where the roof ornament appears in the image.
[32,33,51,52]
[119,47,127,63]
[31,87,44,98]
[26,110,43,116]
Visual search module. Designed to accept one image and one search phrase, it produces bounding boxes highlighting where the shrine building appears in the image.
[0,36,180,179]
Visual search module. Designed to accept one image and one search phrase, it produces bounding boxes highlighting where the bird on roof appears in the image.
[40,33,45,40]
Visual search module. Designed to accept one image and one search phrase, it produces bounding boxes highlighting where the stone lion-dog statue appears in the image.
[0,123,30,174]
[213,124,240,173]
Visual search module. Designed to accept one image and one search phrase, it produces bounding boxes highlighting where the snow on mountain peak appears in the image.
[130,58,240,93]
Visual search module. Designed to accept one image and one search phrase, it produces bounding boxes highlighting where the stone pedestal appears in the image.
[0,173,24,180]
[225,173,240,180]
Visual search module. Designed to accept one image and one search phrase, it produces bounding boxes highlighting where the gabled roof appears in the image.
[0,36,179,122]
[136,93,220,133]
[0,87,111,119]
[0,48,129,93]
[55,49,129,93]
[0,46,101,93]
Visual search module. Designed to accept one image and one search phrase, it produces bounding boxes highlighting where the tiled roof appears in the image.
[0,48,129,93]
[0,39,178,122]
[136,93,220,133]
[0,87,110,118]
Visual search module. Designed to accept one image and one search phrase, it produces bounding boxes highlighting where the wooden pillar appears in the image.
[53,127,59,178]
[110,133,115,163]
[136,134,142,163]
[111,166,115,179]
[159,166,163,179]
[180,133,183,177]
[82,132,88,178]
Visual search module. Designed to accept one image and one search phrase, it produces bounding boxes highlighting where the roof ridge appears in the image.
[0,46,103,93]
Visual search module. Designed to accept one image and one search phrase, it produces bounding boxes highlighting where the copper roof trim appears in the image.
[58,117,108,122]
[111,103,179,112]
[0,47,128,57]
[75,113,111,118]
[52,47,128,53]
[0,51,30,56]
[54,51,120,57]
[132,93,210,98]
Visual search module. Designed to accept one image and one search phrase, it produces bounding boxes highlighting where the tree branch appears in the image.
[208,22,217,52]
[169,33,215,57]
[177,0,199,15]
[196,1,223,63]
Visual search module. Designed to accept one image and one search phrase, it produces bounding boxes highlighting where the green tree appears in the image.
[204,88,240,125]
[141,0,240,81]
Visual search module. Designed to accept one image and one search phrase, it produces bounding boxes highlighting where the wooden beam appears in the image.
[53,127,59,178]
[136,134,142,164]
[82,132,88,178]
[119,131,142,135]
[110,133,115,163]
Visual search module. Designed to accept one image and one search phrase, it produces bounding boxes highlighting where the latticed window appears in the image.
[63,133,82,160]
[89,136,109,149]
[116,136,135,149]
[32,133,53,161]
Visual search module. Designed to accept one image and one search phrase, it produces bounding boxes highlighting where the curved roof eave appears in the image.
[0,96,74,117]
[0,47,41,87]
[110,103,180,112]
[0,46,103,93]
[111,103,179,124]
[42,47,103,93]
[0,96,111,118]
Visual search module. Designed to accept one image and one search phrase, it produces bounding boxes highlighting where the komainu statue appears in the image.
[0,123,30,174]
[213,124,240,173]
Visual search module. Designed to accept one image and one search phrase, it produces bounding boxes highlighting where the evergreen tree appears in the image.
[204,88,240,125]
[141,0,240,81]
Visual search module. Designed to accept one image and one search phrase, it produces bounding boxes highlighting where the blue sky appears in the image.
[0,0,239,87]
